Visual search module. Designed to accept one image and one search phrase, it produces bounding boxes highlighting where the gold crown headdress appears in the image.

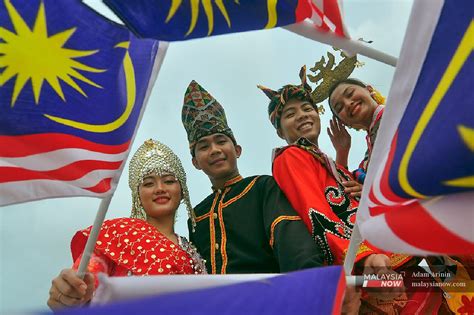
[308,48,364,104]
[128,139,196,229]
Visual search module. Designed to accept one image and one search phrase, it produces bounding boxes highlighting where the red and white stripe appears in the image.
[287,1,398,66]
[356,0,474,255]
[310,0,349,37]
[0,133,130,206]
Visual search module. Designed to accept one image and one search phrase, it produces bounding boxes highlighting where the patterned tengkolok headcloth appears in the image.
[257,66,322,129]
[181,80,236,155]
[128,139,196,229]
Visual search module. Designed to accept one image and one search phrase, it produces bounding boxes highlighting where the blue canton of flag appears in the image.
[388,0,473,199]
[103,0,312,41]
[0,0,159,206]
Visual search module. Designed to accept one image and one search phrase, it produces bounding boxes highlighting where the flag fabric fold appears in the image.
[92,273,279,304]
[0,0,160,206]
[59,266,345,315]
[357,0,474,255]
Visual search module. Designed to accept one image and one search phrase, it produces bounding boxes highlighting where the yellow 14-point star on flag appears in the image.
[0,0,105,107]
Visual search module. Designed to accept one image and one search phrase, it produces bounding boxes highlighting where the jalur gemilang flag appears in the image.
[0,0,160,206]
[357,0,474,255]
[102,0,348,41]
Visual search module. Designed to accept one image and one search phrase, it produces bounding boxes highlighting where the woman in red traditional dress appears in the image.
[47,139,206,309]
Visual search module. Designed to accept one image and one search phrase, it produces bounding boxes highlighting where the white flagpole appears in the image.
[284,20,398,67]
[76,41,170,277]
[77,195,113,276]
[343,223,364,275]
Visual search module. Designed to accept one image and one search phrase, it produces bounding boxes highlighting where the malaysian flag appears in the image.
[0,0,160,206]
[102,0,347,41]
[357,0,474,255]
[308,0,348,37]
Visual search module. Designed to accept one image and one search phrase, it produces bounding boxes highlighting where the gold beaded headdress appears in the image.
[128,139,196,228]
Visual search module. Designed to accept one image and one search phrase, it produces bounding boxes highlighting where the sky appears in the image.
[0,0,413,312]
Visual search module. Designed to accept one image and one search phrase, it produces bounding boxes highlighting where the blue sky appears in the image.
[0,0,413,312]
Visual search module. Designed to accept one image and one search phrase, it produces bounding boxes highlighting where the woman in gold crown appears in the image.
[47,139,206,310]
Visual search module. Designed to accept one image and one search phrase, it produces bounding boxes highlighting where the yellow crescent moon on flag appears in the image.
[43,41,136,133]
[398,22,473,198]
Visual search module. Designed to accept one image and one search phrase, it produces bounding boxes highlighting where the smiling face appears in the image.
[277,98,321,144]
[192,133,241,183]
[138,173,182,220]
[329,83,378,130]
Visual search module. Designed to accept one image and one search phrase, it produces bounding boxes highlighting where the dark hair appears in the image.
[327,78,367,118]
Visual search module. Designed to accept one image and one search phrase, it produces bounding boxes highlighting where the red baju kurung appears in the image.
[71,217,206,287]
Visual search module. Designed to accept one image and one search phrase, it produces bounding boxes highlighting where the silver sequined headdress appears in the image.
[128,139,195,228]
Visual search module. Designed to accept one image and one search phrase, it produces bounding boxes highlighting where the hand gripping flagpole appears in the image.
[344,223,365,292]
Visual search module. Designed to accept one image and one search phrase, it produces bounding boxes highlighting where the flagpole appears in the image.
[77,195,112,277]
[283,21,398,67]
[343,223,364,275]
[76,41,170,278]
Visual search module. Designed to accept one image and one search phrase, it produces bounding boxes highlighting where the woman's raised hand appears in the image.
[328,117,351,167]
